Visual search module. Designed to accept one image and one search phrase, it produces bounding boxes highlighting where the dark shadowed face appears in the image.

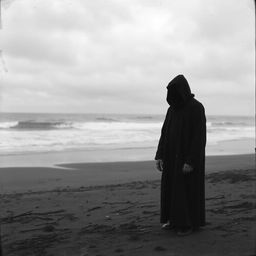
[166,84,183,108]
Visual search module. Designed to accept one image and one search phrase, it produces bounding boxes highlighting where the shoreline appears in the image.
[0,154,254,194]
[0,137,254,168]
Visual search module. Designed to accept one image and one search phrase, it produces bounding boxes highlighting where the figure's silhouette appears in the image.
[155,74,206,236]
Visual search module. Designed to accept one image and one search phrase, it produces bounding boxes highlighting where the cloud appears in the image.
[0,0,254,115]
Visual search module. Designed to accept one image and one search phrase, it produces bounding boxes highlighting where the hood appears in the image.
[166,74,194,109]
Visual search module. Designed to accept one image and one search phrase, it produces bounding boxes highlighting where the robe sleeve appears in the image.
[155,108,170,160]
[185,103,206,167]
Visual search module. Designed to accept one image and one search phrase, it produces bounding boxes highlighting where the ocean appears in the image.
[0,112,254,160]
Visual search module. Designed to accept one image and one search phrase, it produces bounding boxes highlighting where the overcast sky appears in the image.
[0,0,254,115]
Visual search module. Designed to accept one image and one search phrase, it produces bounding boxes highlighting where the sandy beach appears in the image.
[0,154,255,256]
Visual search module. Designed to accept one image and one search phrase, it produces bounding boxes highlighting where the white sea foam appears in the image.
[0,113,254,155]
[0,121,19,129]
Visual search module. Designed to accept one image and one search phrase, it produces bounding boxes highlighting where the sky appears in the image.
[0,0,254,115]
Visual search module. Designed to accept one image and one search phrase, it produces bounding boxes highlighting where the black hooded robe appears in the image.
[155,75,206,228]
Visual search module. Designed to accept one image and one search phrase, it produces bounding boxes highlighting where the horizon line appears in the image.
[0,111,254,117]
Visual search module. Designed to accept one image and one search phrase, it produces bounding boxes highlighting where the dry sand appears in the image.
[0,154,255,256]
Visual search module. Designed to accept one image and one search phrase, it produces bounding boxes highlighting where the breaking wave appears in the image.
[0,120,161,131]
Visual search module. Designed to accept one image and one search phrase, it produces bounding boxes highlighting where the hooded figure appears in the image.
[155,74,206,235]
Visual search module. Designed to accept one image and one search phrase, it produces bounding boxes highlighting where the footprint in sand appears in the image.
[114,248,124,253]
[129,234,140,241]
[154,246,167,251]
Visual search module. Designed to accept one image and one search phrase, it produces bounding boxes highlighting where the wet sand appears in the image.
[0,154,255,255]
